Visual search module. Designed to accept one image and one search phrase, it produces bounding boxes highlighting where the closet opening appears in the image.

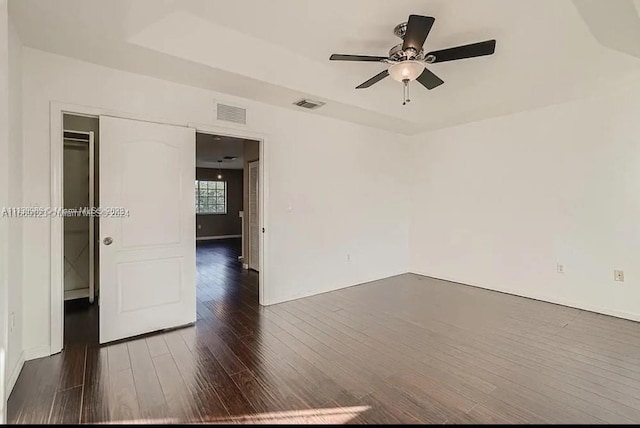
[62,114,99,347]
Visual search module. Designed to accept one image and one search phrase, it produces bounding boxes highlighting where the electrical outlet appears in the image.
[614,270,625,282]
[10,312,15,333]
[557,264,564,274]
[197,224,202,229]
[346,253,351,262]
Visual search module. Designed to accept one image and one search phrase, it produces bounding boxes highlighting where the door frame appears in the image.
[247,160,260,271]
[50,102,270,355]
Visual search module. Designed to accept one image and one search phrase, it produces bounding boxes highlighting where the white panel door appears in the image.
[248,160,259,271]
[99,116,195,344]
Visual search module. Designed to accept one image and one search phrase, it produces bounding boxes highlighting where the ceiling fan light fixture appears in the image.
[388,60,425,82]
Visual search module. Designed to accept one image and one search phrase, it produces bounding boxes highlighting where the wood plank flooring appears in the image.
[8,237,640,423]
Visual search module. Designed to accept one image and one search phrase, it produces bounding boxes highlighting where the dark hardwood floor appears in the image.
[9,237,640,423]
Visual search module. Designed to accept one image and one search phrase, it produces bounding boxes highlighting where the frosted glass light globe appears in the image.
[388,60,425,82]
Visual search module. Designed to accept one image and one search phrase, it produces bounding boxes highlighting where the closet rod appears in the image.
[63,130,91,143]
[63,129,91,134]
[64,138,90,144]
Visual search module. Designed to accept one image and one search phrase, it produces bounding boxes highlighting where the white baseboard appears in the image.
[6,351,25,395]
[410,271,640,323]
[265,271,409,306]
[24,345,52,361]
[196,234,241,241]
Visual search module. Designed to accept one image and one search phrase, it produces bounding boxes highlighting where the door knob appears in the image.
[103,237,113,245]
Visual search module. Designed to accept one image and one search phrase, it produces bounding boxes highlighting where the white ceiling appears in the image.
[196,133,246,169]
[9,0,640,134]
[573,0,640,59]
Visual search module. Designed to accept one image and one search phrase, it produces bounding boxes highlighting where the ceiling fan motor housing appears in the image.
[391,20,427,61]
[389,43,424,62]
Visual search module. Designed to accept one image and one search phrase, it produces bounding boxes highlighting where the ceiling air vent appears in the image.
[293,99,325,110]
[217,103,247,125]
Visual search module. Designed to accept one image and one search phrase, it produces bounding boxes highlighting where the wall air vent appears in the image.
[293,99,326,110]
[216,103,247,125]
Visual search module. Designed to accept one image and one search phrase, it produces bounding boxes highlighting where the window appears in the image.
[195,180,227,214]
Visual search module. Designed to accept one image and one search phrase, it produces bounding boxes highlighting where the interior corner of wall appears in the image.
[6,349,24,396]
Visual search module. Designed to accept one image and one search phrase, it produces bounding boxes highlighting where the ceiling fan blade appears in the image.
[416,68,444,90]
[427,40,496,63]
[330,54,387,62]
[356,70,389,89]
[402,15,435,52]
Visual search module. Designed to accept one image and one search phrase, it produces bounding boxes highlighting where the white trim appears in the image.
[23,345,51,361]
[247,160,259,272]
[242,263,249,270]
[266,271,408,305]
[196,234,241,241]
[189,122,269,306]
[410,271,640,323]
[6,351,24,396]
[88,131,95,304]
[239,210,245,261]
[50,103,65,355]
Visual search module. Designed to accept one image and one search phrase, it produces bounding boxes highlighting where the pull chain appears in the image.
[402,79,410,105]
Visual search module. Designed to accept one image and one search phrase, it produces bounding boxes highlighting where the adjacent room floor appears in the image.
[9,240,640,423]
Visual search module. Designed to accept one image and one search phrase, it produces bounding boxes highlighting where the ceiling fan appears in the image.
[329,15,496,105]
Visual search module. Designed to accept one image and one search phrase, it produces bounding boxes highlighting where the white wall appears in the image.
[0,1,10,421]
[7,15,23,395]
[410,83,640,321]
[21,47,410,357]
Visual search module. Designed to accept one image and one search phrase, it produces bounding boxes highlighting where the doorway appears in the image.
[62,114,99,347]
[50,103,269,354]
[54,111,197,348]
[195,132,260,313]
